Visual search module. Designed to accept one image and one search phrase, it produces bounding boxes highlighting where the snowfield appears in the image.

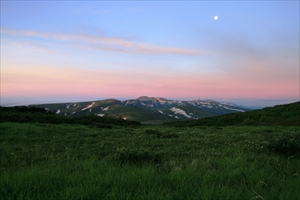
[141,102,154,107]
[170,107,192,118]
[81,102,95,111]
[102,106,109,111]
[222,106,245,112]
[202,104,213,108]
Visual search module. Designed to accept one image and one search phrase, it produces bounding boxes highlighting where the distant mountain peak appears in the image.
[137,96,160,101]
[28,96,250,123]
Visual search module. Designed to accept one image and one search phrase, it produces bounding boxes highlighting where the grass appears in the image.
[1,122,300,199]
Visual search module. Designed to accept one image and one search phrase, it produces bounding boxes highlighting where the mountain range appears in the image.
[30,96,249,123]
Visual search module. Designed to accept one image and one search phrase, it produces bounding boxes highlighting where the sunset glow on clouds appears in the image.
[1,1,299,107]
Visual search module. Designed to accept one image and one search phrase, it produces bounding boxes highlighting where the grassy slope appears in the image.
[165,101,300,127]
[1,122,300,199]
[0,106,141,126]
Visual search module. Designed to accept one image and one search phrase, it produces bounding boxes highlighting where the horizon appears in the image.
[1,1,299,106]
[1,96,299,109]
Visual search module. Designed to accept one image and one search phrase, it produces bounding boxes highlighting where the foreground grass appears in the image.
[1,122,300,199]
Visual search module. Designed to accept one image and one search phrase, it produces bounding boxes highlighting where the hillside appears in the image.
[28,96,248,123]
[165,101,300,126]
[0,106,140,127]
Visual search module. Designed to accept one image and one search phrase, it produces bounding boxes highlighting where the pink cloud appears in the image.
[1,28,204,55]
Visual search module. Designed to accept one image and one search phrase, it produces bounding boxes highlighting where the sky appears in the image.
[1,1,299,107]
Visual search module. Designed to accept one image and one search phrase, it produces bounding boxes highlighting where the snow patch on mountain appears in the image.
[170,107,192,118]
[202,104,213,108]
[158,110,165,114]
[222,106,245,112]
[81,102,95,111]
[96,114,104,117]
[102,106,109,111]
[141,102,154,107]
[56,109,61,114]
[199,102,208,105]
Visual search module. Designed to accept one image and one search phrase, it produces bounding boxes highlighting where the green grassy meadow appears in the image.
[1,121,300,199]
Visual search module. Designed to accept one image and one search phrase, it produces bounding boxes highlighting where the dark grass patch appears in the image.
[267,135,300,156]
[116,148,163,165]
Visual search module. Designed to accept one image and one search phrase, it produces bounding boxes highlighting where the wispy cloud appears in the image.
[1,28,204,55]
[12,40,55,53]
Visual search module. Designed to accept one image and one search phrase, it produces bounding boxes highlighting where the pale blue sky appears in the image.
[1,1,299,107]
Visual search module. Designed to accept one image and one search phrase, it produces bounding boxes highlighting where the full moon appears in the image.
[214,16,218,20]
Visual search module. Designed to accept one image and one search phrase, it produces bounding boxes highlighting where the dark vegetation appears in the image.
[0,102,299,199]
[0,106,141,127]
[165,101,300,127]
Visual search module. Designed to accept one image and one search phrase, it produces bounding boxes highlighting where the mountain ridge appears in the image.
[28,96,250,123]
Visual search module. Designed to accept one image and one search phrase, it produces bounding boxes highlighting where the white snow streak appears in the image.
[170,107,192,118]
[56,109,61,114]
[102,106,109,111]
[222,106,245,112]
[96,114,105,117]
[141,102,154,107]
[81,102,95,111]
[158,110,165,114]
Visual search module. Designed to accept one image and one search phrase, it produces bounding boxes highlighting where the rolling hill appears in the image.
[165,101,300,126]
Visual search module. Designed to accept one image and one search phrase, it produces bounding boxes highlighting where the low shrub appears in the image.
[267,136,300,156]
